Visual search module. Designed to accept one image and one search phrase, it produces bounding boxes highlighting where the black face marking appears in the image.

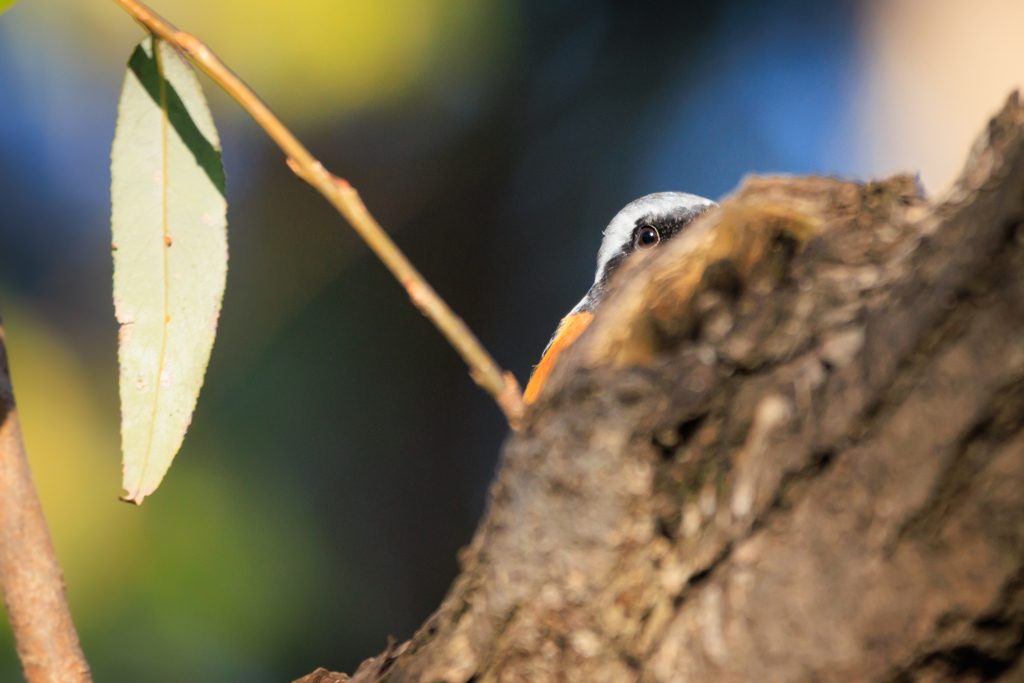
[573,209,707,315]
[629,214,685,249]
[601,210,706,284]
[565,195,717,321]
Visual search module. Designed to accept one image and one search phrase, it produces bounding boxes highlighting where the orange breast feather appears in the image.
[524,312,594,404]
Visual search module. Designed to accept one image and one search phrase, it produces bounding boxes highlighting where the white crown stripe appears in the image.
[594,192,717,284]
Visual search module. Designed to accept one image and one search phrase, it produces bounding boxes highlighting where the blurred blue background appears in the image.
[0,0,1021,680]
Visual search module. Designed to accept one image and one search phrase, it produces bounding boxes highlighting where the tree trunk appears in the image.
[299,93,1024,683]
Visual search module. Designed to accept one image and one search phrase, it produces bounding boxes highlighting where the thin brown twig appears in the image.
[110,0,525,427]
[0,314,92,683]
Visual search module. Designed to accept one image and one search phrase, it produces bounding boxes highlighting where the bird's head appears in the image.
[524,191,717,403]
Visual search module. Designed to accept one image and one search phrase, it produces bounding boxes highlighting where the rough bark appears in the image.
[299,93,1024,683]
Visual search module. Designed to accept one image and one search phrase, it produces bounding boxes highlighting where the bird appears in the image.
[523,191,718,404]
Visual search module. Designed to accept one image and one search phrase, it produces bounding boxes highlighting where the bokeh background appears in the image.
[0,0,1022,680]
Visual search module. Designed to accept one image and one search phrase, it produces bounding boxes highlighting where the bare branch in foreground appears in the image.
[0,313,91,683]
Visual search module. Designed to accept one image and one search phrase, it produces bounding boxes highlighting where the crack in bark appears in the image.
[898,376,1024,549]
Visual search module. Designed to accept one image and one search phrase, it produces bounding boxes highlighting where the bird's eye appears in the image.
[636,225,660,248]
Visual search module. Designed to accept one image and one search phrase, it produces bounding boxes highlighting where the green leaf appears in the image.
[0,0,19,16]
[112,35,227,504]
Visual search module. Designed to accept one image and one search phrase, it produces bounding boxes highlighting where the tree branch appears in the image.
[296,93,1024,682]
[108,0,525,427]
[0,313,91,683]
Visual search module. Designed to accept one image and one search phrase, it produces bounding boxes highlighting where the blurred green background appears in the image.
[0,0,1021,680]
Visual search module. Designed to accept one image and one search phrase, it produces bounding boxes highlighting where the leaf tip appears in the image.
[119,492,145,505]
